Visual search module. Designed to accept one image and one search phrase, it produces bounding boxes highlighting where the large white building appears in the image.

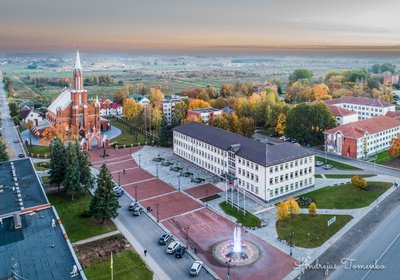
[157,95,187,124]
[326,104,358,125]
[325,97,395,120]
[173,122,315,202]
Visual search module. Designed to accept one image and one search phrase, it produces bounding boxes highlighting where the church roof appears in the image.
[47,89,72,114]
[75,49,82,70]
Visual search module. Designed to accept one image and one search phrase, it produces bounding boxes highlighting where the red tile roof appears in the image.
[325,97,394,108]
[324,116,400,139]
[386,111,400,120]
[326,105,357,117]
[19,109,32,120]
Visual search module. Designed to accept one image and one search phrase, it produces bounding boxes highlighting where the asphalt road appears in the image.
[0,72,25,159]
[328,204,400,280]
[116,194,215,280]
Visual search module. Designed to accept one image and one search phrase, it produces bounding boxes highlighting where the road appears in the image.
[328,204,400,280]
[116,194,215,280]
[0,72,25,159]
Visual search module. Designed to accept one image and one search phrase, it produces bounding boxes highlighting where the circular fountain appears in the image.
[213,227,260,266]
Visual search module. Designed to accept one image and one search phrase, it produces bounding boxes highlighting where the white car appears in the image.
[166,241,180,254]
[315,161,324,167]
[189,261,203,276]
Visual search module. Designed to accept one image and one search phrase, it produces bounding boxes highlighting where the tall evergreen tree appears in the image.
[0,140,9,162]
[63,141,81,200]
[78,149,94,193]
[48,139,66,192]
[158,116,173,147]
[90,163,120,223]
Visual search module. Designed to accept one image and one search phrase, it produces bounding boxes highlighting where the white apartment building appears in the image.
[173,122,315,202]
[326,105,358,126]
[187,108,223,124]
[157,95,187,124]
[325,97,395,120]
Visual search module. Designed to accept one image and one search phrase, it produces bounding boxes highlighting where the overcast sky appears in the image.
[0,0,399,53]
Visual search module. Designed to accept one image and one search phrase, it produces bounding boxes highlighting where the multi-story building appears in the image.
[383,74,400,85]
[173,122,315,202]
[99,98,123,117]
[187,108,223,124]
[324,115,400,159]
[157,94,187,124]
[325,97,395,120]
[326,104,358,125]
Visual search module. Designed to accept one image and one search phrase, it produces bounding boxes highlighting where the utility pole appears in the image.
[155,203,160,222]
[134,185,138,201]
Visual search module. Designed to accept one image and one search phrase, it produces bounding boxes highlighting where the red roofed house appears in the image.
[386,111,400,120]
[325,97,395,120]
[383,75,400,86]
[99,98,123,117]
[19,108,42,126]
[324,115,400,159]
[326,104,358,126]
[187,108,223,124]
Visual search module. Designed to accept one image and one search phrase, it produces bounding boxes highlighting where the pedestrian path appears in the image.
[72,230,121,245]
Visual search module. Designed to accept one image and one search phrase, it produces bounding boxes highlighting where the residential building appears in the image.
[324,115,400,159]
[19,108,43,126]
[383,74,400,85]
[130,94,150,107]
[326,104,358,125]
[157,94,187,124]
[325,97,395,120]
[173,122,315,202]
[99,98,123,116]
[187,108,223,124]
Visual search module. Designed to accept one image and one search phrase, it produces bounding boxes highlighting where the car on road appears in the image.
[315,161,324,167]
[166,241,180,254]
[132,206,144,216]
[175,246,186,258]
[189,261,203,277]
[323,164,333,170]
[113,186,124,197]
[128,201,138,211]
[159,233,173,245]
[13,139,19,143]
[18,153,25,158]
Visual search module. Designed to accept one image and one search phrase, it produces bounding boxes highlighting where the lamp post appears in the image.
[184,226,190,248]
[130,144,132,154]
[288,232,294,256]
[178,175,181,191]
[225,260,232,280]
[138,154,141,167]
[134,185,138,201]
[307,232,310,249]
[155,203,160,222]
[156,163,159,178]
[118,171,121,186]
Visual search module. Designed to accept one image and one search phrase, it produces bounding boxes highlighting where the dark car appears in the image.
[18,153,25,158]
[175,246,186,258]
[128,201,138,211]
[132,206,144,216]
[159,233,173,245]
[13,139,19,143]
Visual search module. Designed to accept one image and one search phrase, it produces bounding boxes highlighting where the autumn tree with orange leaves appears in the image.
[40,122,77,145]
[188,99,211,110]
[388,138,400,158]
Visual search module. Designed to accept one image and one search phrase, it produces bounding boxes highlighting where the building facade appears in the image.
[326,104,358,125]
[99,98,123,117]
[325,97,395,120]
[19,108,43,126]
[173,122,315,202]
[157,95,187,124]
[324,115,400,159]
[187,108,223,124]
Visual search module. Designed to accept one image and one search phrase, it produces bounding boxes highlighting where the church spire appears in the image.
[73,49,83,90]
[75,48,82,70]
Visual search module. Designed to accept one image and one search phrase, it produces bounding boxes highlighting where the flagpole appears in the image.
[111,252,113,280]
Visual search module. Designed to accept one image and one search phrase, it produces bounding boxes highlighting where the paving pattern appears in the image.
[185,183,223,199]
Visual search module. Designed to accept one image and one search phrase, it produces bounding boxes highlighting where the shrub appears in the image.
[351,175,368,190]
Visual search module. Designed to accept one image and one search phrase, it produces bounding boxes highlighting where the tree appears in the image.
[370,64,380,74]
[367,78,380,90]
[239,117,255,137]
[173,100,188,122]
[275,113,286,135]
[25,120,34,146]
[308,202,317,216]
[182,114,202,124]
[63,142,82,200]
[149,88,164,103]
[313,84,331,101]
[0,140,9,162]
[158,116,173,147]
[90,163,120,223]
[277,201,289,220]
[287,197,301,216]
[151,105,163,134]
[48,139,66,192]
[78,149,94,193]
[40,122,77,145]
[288,69,313,84]
[188,99,211,110]
[388,138,400,158]
[380,63,396,74]
[123,98,142,121]
[351,175,368,190]
[220,83,235,97]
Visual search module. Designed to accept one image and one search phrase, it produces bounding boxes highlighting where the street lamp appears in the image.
[156,163,159,178]
[178,175,181,191]
[155,203,160,222]
[225,260,232,280]
[307,232,310,249]
[184,226,190,248]
[118,171,121,186]
[288,232,294,256]
[138,154,141,167]
[134,185,138,201]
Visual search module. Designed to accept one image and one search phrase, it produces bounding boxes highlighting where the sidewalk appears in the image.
[72,230,121,246]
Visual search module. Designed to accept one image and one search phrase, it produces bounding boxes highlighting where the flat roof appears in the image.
[188,108,221,113]
[0,207,83,280]
[174,122,314,166]
[0,159,48,216]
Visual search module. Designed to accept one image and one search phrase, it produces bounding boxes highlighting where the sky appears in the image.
[0,0,400,54]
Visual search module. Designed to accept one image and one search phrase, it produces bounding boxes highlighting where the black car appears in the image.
[159,233,173,245]
[18,153,25,158]
[175,246,186,258]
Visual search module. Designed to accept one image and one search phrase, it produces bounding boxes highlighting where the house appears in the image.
[324,115,400,159]
[173,122,315,202]
[99,98,123,116]
[19,108,42,126]
[130,94,150,107]
[187,108,223,124]
[324,97,395,120]
[18,101,35,109]
[383,74,400,86]
[326,104,358,126]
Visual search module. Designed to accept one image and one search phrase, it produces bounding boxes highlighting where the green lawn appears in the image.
[374,150,395,164]
[33,161,49,171]
[48,194,116,242]
[315,174,323,178]
[84,250,152,280]
[316,156,362,170]
[219,201,261,227]
[41,176,50,185]
[324,174,376,179]
[109,119,148,146]
[301,182,392,209]
[27,145,50,157]
[276,214,353,248]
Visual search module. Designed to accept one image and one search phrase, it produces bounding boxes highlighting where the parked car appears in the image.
[13,139,19,143]
[315,161,324,167]
[159,233,173,245]
[128,201,138,211]
[323,164,333,170]
[175,246,186,258]
[189,261,203,277]
[18,153,25,158]
[132,206,144,216]
[166,241,180,254]
[113,186,124,197]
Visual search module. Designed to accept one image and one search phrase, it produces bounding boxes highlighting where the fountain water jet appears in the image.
[233,227,242,253]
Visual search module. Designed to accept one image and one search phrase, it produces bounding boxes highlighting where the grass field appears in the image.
[315,174,323,178]
[374,150,395,164]
[316,156,362,170]
[219,201,262,227]
[33,161,49,171]
[27,145,51,157]
[84,250,152,280]
[48,193,116,242]
[276,214,353,248]
[41,176,50,185]
[324,174,376,179]
[300,181,392,209]
[109,119,148,146]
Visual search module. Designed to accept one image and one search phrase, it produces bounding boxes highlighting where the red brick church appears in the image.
[45,50,109,150]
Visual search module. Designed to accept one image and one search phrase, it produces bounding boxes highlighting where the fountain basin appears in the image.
[212,239,260,267]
